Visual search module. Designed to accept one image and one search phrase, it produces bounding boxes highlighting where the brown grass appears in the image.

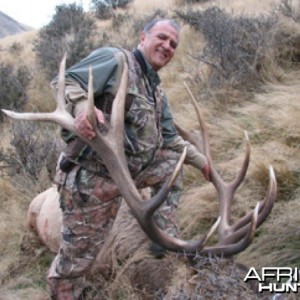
[0,31,37,66]
[0,0,300,298]
[130,0,176,13]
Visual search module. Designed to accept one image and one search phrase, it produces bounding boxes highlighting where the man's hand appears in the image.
[75,107,105,140]
[202,163,212,182]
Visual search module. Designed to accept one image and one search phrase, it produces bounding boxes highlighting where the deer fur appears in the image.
[24,184,260,299]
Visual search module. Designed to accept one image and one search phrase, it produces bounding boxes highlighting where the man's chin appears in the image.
[154,60,169,71]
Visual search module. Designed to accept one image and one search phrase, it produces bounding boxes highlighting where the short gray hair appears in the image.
[142,19,180,35]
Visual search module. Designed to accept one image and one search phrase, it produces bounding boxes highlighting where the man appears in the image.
[48,18,211,299]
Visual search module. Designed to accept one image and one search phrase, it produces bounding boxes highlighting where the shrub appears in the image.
[33,3,97,79]
[91,0,133,20]
[0,64,31,122]
[91,0,113,20]
[176,0,211,3]
[0,121,63,190]
[8,42,24,56]
[274,0,300,65]
[277,0,300,22]
[176,7,278,91]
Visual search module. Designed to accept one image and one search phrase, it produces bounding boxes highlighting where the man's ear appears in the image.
[139,31,145,44]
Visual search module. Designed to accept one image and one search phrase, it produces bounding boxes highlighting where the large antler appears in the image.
[2,54,219,253]
[173,82,277,256]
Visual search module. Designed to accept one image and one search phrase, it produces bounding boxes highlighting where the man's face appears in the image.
[139,21,179,71]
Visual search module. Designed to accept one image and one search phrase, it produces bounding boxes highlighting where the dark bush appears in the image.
[178,0,211,3]
[91,0,133,20]
[0,64,31,122]
[0,121,63,183]
[91,0,113,20]
[111,0,133,9]
[33,3,97,79]
[111,12,131,31]
[8,42,24,56]
[277,0,300,22]
[176,7,278,91]
[275,0,300,64]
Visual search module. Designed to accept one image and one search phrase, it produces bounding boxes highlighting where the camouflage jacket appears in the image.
[51,47,207,177]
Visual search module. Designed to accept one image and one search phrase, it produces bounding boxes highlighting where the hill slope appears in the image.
[0,11,32,38]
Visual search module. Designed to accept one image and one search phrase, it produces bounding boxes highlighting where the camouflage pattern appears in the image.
[47,183,122,299]
[135,148,183,237]
[48,149,182,299]
[122,49,164,175]
[48,49,185,299]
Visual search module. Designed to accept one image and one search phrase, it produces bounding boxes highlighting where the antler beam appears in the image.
[2,54,219,254]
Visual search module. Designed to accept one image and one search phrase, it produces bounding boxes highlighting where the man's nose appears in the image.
[162,40,172,52]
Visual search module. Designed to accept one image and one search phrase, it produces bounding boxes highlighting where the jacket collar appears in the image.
[133,49,161,90]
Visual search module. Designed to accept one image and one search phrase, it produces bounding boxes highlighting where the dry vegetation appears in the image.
[0,0,300,299]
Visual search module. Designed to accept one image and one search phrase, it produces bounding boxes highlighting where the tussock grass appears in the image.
[238,195,300,269]
[0,31,37,67]
[219,0,283,15]
[25,72,55,113]
[0,179,33,297]
[130,0,176,13]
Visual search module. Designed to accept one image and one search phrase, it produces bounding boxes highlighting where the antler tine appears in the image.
[183,83,250,190]
[2,53,75,133]
[144,147,187,214]
[87,65,97,127]
[109,55,128,141]
[224,165,277,245]
[229,131,251,190]
[258,166,277,224]
[183,81,210,160]
[57,52,67,112]
[200,203,259,257]
[202,216,222,246]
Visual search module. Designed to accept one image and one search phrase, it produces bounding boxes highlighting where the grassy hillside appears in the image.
[0,0,299,299]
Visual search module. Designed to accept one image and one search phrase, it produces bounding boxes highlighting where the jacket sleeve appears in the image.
[161,95,208,170]
[50,48,121,144]
[65,47,121,97]
[50,47,121,117]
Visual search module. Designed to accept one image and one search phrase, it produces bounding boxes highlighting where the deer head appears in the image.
[2,53,277,257]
